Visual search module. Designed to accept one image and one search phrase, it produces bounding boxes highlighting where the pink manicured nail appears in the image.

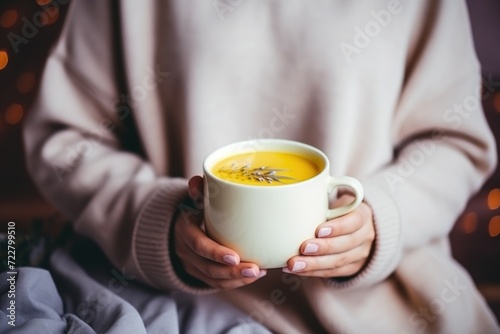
[292,261,306,272]
[282,267,292,273]
[303,243,319,254]
[223,254,239,265]
[242,268,258,277]
[257,270,267,278]
[318,227,332,238]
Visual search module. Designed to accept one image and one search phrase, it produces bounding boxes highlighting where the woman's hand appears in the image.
[173,176,266,290]
[284,195,376,278]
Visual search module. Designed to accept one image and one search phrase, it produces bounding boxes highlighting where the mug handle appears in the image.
[326,176,364,220]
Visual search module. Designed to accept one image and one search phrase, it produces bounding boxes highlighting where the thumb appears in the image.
[188,175,204,200]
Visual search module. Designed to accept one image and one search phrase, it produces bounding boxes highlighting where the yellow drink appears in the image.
[212,151,321,186]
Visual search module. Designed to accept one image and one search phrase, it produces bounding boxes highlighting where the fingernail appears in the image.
[242,268,258,277]
[257,270,267,278]
[282,267,292,273]
[318,227,332,238]
[303,243,319,254]
[292,261,306,272]
[223,254,239,265]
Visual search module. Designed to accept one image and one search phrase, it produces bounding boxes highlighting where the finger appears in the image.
[300,234,361,255]
[316,203,371,238]
[177,237,263,280]
[180,221,244,266]
[300,239,346,256]
[188,175,204,200]
[301,220,375,255]
[283,260,366,278]
[175,226,267,282]
[186,264,267,290]
[285,245,370,273]
[175,236,263,283]
[316,213,363,238]
[183,255,265,280]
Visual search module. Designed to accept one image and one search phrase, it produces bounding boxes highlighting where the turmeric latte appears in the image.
[212,151,321,186]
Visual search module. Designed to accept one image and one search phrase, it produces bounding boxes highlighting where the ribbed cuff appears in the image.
[132,177,215,294]
[329,183,403,290]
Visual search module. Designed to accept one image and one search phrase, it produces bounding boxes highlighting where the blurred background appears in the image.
[0,0,499,321]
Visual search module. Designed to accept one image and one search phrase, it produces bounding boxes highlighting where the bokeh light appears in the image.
[494,93,500,114]
[0,9,18,29]
[0,51,8,70]
[42,8,59,26]
[5,104,24,125]
[36,0,53,5]
[487,188,500,210]
[489,216,500,237]
[35,0,59,26]
[462,212,478,234]
[17,73,36,94]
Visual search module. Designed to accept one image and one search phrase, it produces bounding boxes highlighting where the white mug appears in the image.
[203,139,364,268]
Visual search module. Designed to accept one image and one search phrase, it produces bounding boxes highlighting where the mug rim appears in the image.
[203,139,330,188]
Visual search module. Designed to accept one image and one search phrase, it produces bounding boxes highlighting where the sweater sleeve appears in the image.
[331,0,497,289]
[23,0,212,294]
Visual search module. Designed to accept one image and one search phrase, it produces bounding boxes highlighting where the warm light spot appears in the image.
[0,9,18,28]
[5,104,24,125]
[0,51,8,70]
[33,0,59,26]
[17,72,36,93]
[36,0,52,5]
[488,188,500,210]
[462,212,478,234]
[42,8,59,26]
[489,216,500,237]
[494,93,500,114]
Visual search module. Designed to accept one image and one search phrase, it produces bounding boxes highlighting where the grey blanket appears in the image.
[0,243,270,334]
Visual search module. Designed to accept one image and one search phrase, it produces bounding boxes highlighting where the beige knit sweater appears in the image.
[24,0,499,333]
